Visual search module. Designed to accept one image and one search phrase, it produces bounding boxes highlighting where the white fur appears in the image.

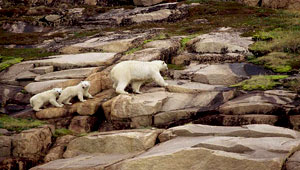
[30,88,63,112]
[58,81,93,105]
[110,60,168,94]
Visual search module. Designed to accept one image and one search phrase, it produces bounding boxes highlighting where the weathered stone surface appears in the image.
[36,107,69,119]
[109,124,300,170]
[69,116,98,133]
[32,153,137,170]
[44,135,76,163]
[111,91,168,119]
[193,41,247,54]
[85,69,113,96]
[63,129,162,158]
[15,71,39,81]
[34,67,99,81]
[122,48,162,61]
[236,0,260,7]
[290,115,300,131]
[30,66,54,75]
[166,80,227,93]
[0,84,30,108]
[219,90,295,115]
[0,136,11,157]
[0,63,34,86]
[285,151,300,170]
[133,0,164,6]
[12,125,54,160]
[25,79,81,94]
[24,53,117,70]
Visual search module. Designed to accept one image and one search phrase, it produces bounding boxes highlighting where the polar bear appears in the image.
[110,60,168,94]
[58,81,93,105]
[30,88,63,112]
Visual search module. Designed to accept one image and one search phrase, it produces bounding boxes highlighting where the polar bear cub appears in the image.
[30,88,63,112]
[110,60,168,94]
[58,81,93,105]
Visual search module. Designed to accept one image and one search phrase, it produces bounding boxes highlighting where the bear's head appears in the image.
[53,88,62,96]
[81,81,91,90]
[151,60,168,71]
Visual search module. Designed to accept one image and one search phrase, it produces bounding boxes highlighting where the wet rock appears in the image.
[133,0,164,6]
[63,129,162,158]
[219,90,295,115]
[34,67,99,81]
[110,124,300,170]
[44,135,76,163]
[0,136,11,157]
[12,125,54,160]
[24,52,117,70]
[68,116,98,133]
[30,66,54,75]
[25,79,81,94]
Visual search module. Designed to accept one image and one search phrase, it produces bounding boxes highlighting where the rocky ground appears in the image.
[0,0,300,170]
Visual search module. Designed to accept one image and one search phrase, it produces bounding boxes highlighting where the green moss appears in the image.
[0,114,46,132]
[180,35,197,51]
[167,64,186,70]
[230,75,288,91]
[143,33,168,44]
[283,78,300,93]
[0,57,23,71]
[125,47,143,55]
[54,128,73,137]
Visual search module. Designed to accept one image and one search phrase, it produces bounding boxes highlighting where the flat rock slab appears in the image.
[166,80,227,93]
[219,90,296,115]
[30,66,54,74]
[174,63,269,85]
[25,79,81,94]
[24,53,117,70]
[108,124,300,170]
[35,67,99,81]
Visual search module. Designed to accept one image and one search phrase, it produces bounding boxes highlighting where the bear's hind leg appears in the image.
[33,102,43,112]
[64,97,73,105]
[131,81,144,94]
[116,81,129,94]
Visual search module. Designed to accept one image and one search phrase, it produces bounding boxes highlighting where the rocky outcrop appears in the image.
[133,0,164,6]
[237,0,300,10]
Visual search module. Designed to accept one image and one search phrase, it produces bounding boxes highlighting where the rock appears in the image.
[285,151,300,170]
[63,129,162,158]
[159,124,300,141]
[133,0,164,6]
[0,63,34,86]
[129,9,173,23]
[44,135,76,162]
[44,14,61,22]
[12,125,54,160]
[25,79,81,94]
[219,90,295,115]
[110,124,300,170]
[24,53,117,70]
[111,92,168,119]
[15,71,39,81]
[290,115,300,131]
[0,136,11,157]
[193,41,247,54]
[84,0,97,5]
[30,66,54,75]
[32,153,138,170]
[65,31,154,53]
[71,89,116,116]
[34,67,99,81]
[35,107,69,119]
[45,116,74,129]
[236,0,260,7]
[68,116,98,133]
[166,80,227,93]
[0,84,29,107]
[85,69,113,96]
[122,48,162,61]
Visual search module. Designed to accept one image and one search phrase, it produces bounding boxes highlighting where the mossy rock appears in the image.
[54,128,73,137]
[230,75,288,91]
[0,114,46,132]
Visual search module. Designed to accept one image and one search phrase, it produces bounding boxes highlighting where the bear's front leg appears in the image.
[84,92,94,99]
[49,98,64,108]
[78,92,87,102]
[152,72,168,87]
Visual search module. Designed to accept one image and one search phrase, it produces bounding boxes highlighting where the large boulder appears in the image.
[108,124,300,170]
[0,136,11,157]
[12,125,54,160]
[63,129,162,158]
[219,90,296,115]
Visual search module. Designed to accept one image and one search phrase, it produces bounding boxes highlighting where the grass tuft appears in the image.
[0,114,46,133]
[53,128,73,138]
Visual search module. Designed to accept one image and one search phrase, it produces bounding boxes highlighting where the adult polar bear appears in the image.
[110,60,168,94]
[30,88,63,111]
